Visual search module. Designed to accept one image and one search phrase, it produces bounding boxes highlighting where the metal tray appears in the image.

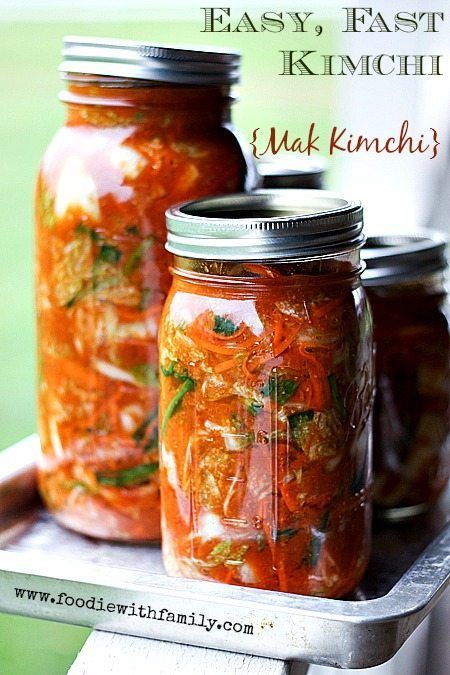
[0,435,449,669]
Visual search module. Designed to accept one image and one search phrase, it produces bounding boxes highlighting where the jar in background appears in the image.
[159,191,374,597]
[363,233,450,520]
[35,37,252,540]
[257,156,326,190]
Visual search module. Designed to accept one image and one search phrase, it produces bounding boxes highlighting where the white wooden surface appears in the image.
[68,630,298,675]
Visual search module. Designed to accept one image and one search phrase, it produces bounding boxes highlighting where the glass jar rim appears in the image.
[362,230,448,286]
[166,190,364,261]
[257,156,327,189]
[170,264,364,296]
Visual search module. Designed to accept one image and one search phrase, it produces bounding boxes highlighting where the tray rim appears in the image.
[0,520,449,623]
[0,435,449,668]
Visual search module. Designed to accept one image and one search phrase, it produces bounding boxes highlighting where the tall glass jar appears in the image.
[363,233,450,519]
[159,191,374,597]
[35,37,252,540]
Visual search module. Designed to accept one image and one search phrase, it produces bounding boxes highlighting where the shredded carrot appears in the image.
[242,351,257,379]
[273,315,284,346]
[190,333,244,355]
[311,296,343,320]
[189,328,256,355]
[241,348,273,379]
[116,304,160,322]
[214,357,237,374]
[298,344,328,409]
[272,326,301,358]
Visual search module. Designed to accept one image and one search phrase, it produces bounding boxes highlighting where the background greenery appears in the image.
[0,18,337,674]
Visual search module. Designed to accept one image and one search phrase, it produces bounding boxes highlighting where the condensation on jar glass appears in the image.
[159,190,375,597]
[35,37,253,541]
[363,232,450,520]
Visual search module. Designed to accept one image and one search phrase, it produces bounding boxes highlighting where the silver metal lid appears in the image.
[166,190,364,261]
[257,157,326,190]
[362,231,448,286]
[60,36,241,85]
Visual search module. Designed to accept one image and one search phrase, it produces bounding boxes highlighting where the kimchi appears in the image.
[363,233,450,519]
[159,192,374,597]
[35,38,250,540]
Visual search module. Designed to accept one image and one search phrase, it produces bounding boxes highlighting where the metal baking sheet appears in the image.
[0,435,449,669]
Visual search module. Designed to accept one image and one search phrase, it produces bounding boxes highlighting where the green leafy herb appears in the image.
[302,513,330,568]
[97,244,122,264]
[319,508,330,532]
[289,410,314,427]
[132,410,158,444]
[91,274,121,294]
[276,527,299,542]
[328,374,346,419]
[123,237,154,276]
[133,421,149,444]
[206,540,249,566]
[161,377,195,435]
[70,225,123,307]
[144,428,158,452]
[160,361,189,381]
[65,286,89,309]
[65,274,123,308]
[129,364,158,387]
[230,413,245,431]
[160,362,176,377]
[208,540,232,564]
[256,533,267,552]
[96,462,158,487]
[246,400,264,416]
[288,410,314,448]
[75,223,102,243]
[126,225,140,236]
[288,410,314,436]
[262,376,298,406]
[139,287,151,311]
[213,315,238,336]
[304,535,323,567]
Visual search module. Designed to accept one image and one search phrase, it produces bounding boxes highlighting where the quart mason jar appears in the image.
[363,233,450,519]
[35,37,252,540]
[159,191,374,597]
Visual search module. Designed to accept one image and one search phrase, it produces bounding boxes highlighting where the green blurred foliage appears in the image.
[0,18,337,673]
[0,615,90,675]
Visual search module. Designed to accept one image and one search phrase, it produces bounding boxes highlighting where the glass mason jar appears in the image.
[159,191,374,597]
[363,233,450,519]
[257,156,326,190]
[35,37,253,540]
